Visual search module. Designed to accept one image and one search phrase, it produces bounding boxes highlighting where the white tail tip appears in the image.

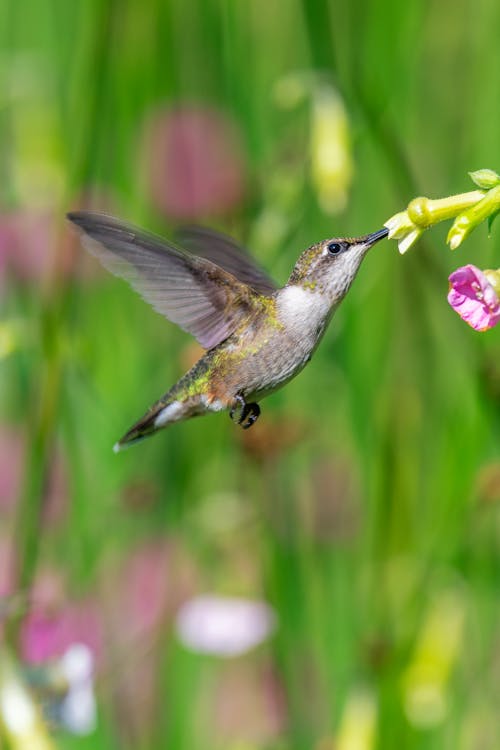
[113,442,122,454]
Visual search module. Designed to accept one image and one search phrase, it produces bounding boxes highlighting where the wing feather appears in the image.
[176,225,277,295]
[68,211,267,350]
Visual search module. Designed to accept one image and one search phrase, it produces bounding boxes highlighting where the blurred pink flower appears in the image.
[0,210,59,280]
[21,599,103,665]
[0,535,17,598]
[0,204,106,283]
[211,662,285,744]
[115,539,171,637]
[18,567,102,665]
[99,538,197,743]
[0,218,17,279]
[0,427,24,512]
[103,537,202,644]
[0,425,68,525]
[448,264,500,331]
[144,105,246,219]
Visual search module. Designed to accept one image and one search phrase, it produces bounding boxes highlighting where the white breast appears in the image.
[277,285,332,338]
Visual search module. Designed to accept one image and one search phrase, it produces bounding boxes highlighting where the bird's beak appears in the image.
[364,227,389,247]
[363,227,389,248]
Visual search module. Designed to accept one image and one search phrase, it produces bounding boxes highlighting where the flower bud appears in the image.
[310,86,353,215]
[469,169,500,190]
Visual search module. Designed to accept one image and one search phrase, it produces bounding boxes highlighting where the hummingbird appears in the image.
[68,211,388,451]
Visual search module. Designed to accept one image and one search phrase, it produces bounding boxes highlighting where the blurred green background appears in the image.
[0,0,499,748]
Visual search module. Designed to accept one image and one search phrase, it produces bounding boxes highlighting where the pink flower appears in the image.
[0,427,24,512]
[17,567,103,664]
[114,539,172,637]
[143,105,246,219]
[448,264,500,331]
[0,535,17,598]
[0,200,110,284]
[0,425,68,525]
[97,539,197,741]
[21,599,103,665]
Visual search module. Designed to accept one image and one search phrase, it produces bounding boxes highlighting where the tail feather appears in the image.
[113,397,196,452]
[113,433,151,453]
[113,412,162,452]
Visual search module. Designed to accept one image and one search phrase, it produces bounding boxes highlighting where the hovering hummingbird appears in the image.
[68,212,388,451]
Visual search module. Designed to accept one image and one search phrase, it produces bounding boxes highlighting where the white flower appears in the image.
[384,211,423,254]
[175,595,277,657]
[57,644,96,736]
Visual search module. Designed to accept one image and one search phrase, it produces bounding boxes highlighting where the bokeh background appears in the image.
[0,0,499,748]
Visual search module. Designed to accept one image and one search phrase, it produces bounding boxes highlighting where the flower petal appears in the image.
[448,264,500,331]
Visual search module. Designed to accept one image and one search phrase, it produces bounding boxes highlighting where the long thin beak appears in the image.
[364,227,389,247]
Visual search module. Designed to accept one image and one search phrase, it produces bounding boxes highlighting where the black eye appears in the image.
[327,242,343,256]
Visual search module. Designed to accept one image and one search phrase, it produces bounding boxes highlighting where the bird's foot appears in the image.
[229,394,246,423]
[229,395,260,430]
[240,402,260,429]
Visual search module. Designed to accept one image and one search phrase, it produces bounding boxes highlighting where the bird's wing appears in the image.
[175,225,277,295]
[68,211,268,350]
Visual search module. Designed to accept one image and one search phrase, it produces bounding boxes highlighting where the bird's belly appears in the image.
[236,331,317,402]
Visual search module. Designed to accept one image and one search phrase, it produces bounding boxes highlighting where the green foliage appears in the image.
[0,0,499,748]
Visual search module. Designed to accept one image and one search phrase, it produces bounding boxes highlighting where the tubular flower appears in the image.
[384,192,485,254]
[447,184,500,250]
[384,210,423,254]
[385,169,500,253]
[447,265,500,331]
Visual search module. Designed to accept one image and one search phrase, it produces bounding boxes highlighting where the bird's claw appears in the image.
[229,395,260,429]
[240,402,260,429]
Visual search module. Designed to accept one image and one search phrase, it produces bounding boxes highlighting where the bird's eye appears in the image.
[327,242,342,256]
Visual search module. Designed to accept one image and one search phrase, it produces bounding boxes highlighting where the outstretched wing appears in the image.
[176,225,277,295]
[68,211,267,350]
